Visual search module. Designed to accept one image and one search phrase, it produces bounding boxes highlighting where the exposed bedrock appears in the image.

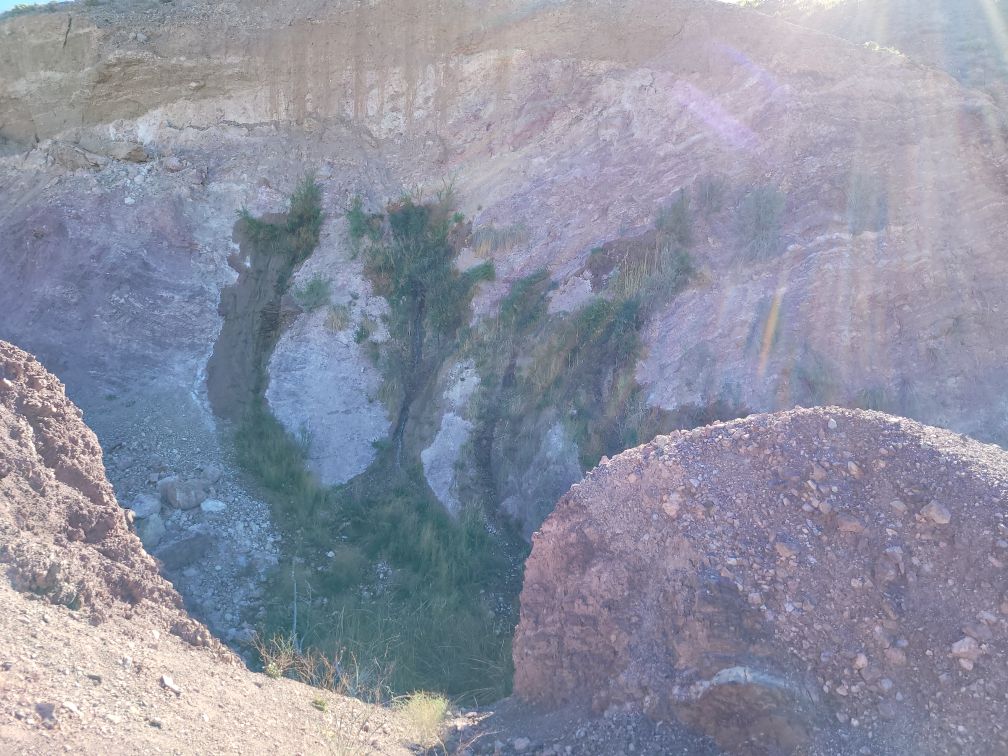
[514,407,1008,754]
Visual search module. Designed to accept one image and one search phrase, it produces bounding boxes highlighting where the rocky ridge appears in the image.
[514,407,1008,754]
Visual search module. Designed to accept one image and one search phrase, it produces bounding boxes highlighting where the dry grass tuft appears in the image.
[396,691,449,748]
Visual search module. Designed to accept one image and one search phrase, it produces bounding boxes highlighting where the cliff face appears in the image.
[3,1,1007,535]
[514,407,1008,754]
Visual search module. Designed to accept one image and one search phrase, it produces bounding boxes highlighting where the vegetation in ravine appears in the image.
[236,176,751,705]
[236,182,521,704]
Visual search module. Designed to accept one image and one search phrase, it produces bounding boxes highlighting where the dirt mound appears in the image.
[0,340,418,753]
[514,407,1008,754]
[0,341,220,647]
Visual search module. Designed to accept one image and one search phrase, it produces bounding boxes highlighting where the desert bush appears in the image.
[293,274,331,312]
[325,303,352,332]
[254,632,390,702]
[694,173,728,216]
[655,189,693,248]
[471,223,530,258]
[352,192,494,444]
[735,185,786,260]
[238,176,323,266]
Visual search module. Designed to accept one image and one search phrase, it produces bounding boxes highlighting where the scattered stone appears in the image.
[200,499,227,514]
[160,674,182,696]
[921,501,952,525]
[129,493,161,519]
[136,513,166,549]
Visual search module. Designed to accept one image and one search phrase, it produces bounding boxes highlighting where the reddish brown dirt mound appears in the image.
[0,341,417,753]
[0,340,222,649]
[514,407,1008,755]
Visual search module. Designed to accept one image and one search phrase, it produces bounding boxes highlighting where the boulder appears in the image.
[157,476,208,510]
[136,513,166,550]
[76,136,150,163]
[157,533,216,571]
[128,493,161,519]
[514,407,1008,755]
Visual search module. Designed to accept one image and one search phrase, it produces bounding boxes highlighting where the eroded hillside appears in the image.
[2,0,1008,737]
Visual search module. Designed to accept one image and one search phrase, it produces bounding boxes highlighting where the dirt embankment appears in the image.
[0,341,414,753]
[0,340,221,646]
[514,407,1008,754]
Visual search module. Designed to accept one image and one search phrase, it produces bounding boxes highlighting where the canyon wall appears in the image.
[2,0,1007,531]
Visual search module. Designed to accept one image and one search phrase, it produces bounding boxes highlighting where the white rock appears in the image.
[128,493,161,519]
[200,499,227,514]
[160,675,181,696]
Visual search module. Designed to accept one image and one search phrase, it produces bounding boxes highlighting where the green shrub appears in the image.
[736,185,786,260]
[846,173,888,235]
[694,173,727,216]
[353,193,494,443]
[655,189,693,248]
[237,176,323,267]
[293,275,331,312]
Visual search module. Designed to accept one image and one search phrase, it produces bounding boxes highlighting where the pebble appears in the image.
[922,502,952,525]
[837,513,865,533]
[160,674,182,696]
